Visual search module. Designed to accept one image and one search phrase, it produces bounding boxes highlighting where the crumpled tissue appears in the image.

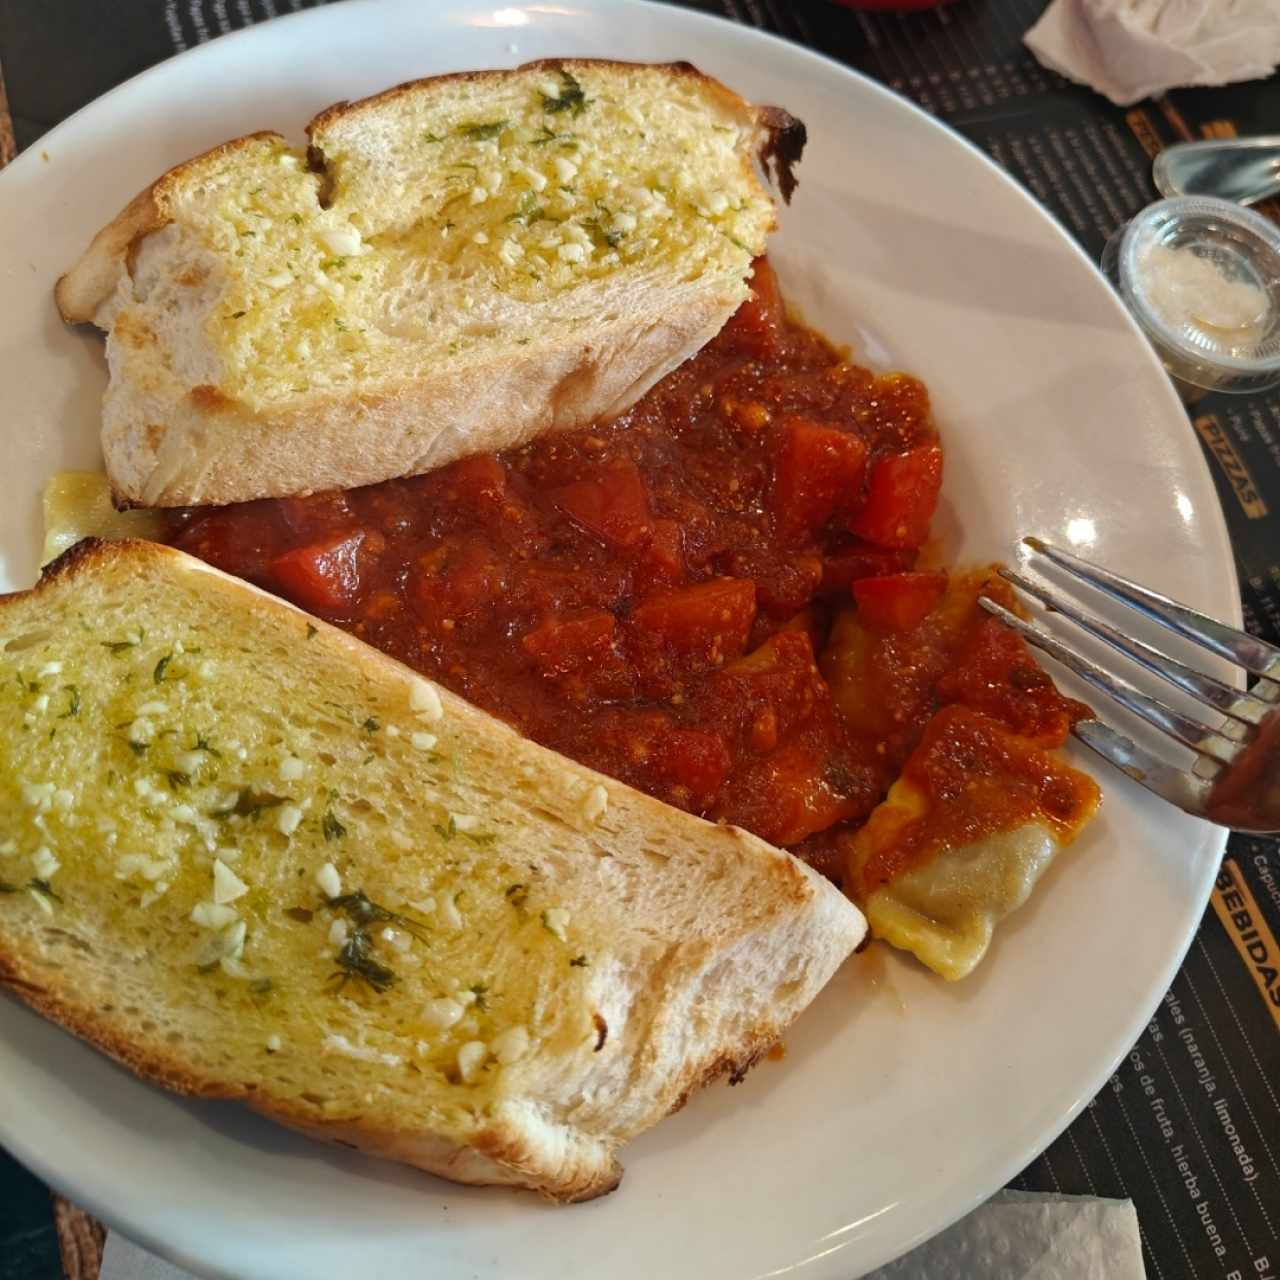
[1025,0,1280,106]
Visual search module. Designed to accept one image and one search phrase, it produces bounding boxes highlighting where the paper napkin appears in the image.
[1025,0,1280,106]
[868,1190,1146,1278]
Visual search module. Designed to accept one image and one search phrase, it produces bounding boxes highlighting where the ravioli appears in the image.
[41,471,164,565]
[844,705,1099,980]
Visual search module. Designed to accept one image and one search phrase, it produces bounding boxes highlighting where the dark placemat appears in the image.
[1,3,1278,1279]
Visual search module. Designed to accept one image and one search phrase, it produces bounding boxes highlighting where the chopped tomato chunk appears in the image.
[852,571,948,632]
[550,459,653,552]
[719,740,860,847]
[270,530,369,613]
[633,518,685,595]
[410,537,506,622]
[702,629,827,751]
[522,611,618,678]
[723,547,823,617]
[169,504,282,581]
[441,453,508,505]
[630,578,756,660]
[626,578,757,695]
[771,418,869,544]
[819,542,916,594]
[276,491,355,538]
[848,445,943,548]
[724,257,785,357]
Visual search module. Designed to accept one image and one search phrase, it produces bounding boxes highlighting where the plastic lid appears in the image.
[1105,195,1280,393]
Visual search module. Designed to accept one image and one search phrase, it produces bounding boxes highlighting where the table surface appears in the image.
[2,3,1279,1278]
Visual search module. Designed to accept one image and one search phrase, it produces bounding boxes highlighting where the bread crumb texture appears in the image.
[0,556,604,1129]
[148,63,773,412]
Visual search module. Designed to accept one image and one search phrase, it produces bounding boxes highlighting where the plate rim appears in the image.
[0,2,1236,1275]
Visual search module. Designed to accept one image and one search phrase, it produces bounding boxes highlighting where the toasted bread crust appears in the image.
[0,936,790,1201]
[306,59,731,136]
[55,61,804,508]
[99,284,733,507]
[54,131,284,324]
[0,538,862,1202]
[56,60,793,329]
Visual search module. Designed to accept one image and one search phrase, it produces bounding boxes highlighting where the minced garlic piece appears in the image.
[582,784,608,824]
[191,901,239,930]
[212,857,249,904]
[491,1025,530,1065]
[276,804,303,837]
[278,755,305,782]
[457,1040,487,1082]
[543,907,570,941]
[424,997,465,1029]
[409,678,443,721]
[316,862,342,899]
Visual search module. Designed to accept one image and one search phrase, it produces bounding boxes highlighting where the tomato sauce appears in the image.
[163,258,1088,875]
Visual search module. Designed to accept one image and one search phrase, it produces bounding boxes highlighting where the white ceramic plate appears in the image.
[0,2,1234,1276]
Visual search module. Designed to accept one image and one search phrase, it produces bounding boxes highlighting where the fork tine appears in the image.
[1025,537,1280,679]
[978,598,1241,766]
[997,567,1268,723]
[1071,718,1213,817]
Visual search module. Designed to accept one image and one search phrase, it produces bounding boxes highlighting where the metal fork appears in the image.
[979,538,1280,833]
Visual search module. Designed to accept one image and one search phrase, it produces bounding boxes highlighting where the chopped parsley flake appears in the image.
[324,891,430,994]
[542,70,587,116]
[505,191,546,226]
[457,120,506,140]
[529,125,560,146]
[28,878,62,903]
[332,931,396,993]
[153,654,172,684]
[326,890,428,940]
[215,787,289,820]
[582,216,623,248]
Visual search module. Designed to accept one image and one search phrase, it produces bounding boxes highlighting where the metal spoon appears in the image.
[1154,136,1280,207]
